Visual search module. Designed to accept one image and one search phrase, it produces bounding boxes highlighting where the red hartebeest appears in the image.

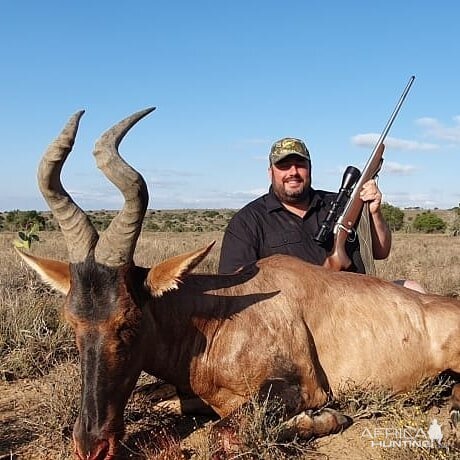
[17,109,460,460]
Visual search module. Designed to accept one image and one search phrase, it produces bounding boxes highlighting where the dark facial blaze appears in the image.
[65,255,145,460]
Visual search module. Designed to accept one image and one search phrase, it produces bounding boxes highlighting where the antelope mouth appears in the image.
[74,438,117,460]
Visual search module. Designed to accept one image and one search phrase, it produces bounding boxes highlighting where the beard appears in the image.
[272,177,311,204]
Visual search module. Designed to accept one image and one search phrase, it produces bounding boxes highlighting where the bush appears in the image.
[202,210,220,218]
[381,203,404,231]
[89,215,111,231]
[144,221,160,231]
[413,211,447,233]
[450,204,460,236]
[4,210,47,232]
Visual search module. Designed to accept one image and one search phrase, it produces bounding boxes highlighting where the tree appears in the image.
[413,211,447,233]
[380,203,404,231]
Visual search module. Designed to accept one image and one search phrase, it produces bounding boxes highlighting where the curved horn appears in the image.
[38,111,99,263]
[94,107,155,267]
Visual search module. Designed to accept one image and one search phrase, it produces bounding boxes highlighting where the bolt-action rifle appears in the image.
[314,76,416,271]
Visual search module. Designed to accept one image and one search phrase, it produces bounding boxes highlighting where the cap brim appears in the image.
[271,151,309,164]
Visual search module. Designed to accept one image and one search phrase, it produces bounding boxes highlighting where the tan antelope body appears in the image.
[18,109,460,460]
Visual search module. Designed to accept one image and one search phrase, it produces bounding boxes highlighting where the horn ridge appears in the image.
[38,110,99,263]
[93,107,155,266]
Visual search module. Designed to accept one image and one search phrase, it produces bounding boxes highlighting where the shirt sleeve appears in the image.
[218,211,259,274]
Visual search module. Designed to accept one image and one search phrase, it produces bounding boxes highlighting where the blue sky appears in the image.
[1,1,459,211]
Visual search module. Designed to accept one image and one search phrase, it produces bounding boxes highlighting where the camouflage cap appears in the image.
[269,138,310,165]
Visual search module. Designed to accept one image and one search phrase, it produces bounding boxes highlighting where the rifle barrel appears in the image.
[337,76,415,231]
[363,75,415,171]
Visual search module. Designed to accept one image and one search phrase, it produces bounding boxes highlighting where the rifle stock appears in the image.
[323,143,385,271]
[322,76,416,271]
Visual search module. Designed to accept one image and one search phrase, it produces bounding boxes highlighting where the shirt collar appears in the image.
[266,186,325,213]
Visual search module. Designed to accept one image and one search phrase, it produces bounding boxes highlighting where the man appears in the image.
[219,137,425,292]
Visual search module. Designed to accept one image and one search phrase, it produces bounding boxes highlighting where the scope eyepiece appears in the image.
[313,224,331,244]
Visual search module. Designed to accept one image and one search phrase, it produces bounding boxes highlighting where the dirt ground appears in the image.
[1,368,459,460]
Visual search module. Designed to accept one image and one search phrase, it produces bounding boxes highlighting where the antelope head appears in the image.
[18,108,215,459]
[19,108,152,459]
[48,108,153,459]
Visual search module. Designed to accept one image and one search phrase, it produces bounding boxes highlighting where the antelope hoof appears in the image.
[313,407,353,435]
[451,408,460,428]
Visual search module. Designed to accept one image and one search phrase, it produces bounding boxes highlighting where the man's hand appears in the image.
[359,179,382,215]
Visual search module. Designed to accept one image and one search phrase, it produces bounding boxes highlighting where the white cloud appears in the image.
[150,188,266,209]
[351,133,438,151]
[69,187,124,209]
[384,192,439,209]
[382,161,417,175]
[415,116,460,143]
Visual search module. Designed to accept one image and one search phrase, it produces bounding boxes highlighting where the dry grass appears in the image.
[330,376,454,421]
[230,394,317,459]
[0,230,459,459]
[375,233,460,296]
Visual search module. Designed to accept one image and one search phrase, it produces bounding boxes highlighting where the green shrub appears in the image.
[202,210,220,218]
[144,221,160,231]
[13,223,40,250]
[413,211,447,233]
[450,204,460,236]
[4,210,46,232]
[381,203,404,231]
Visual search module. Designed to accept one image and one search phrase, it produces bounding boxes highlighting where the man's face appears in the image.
[269,155,311,204]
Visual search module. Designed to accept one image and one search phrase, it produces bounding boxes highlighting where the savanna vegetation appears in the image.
[0,209,237,234]
[1,208,460,459]
[1,204,459,234]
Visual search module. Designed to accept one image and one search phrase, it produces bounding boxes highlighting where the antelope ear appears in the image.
[15,249,70,295]
[146,241,215,297]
